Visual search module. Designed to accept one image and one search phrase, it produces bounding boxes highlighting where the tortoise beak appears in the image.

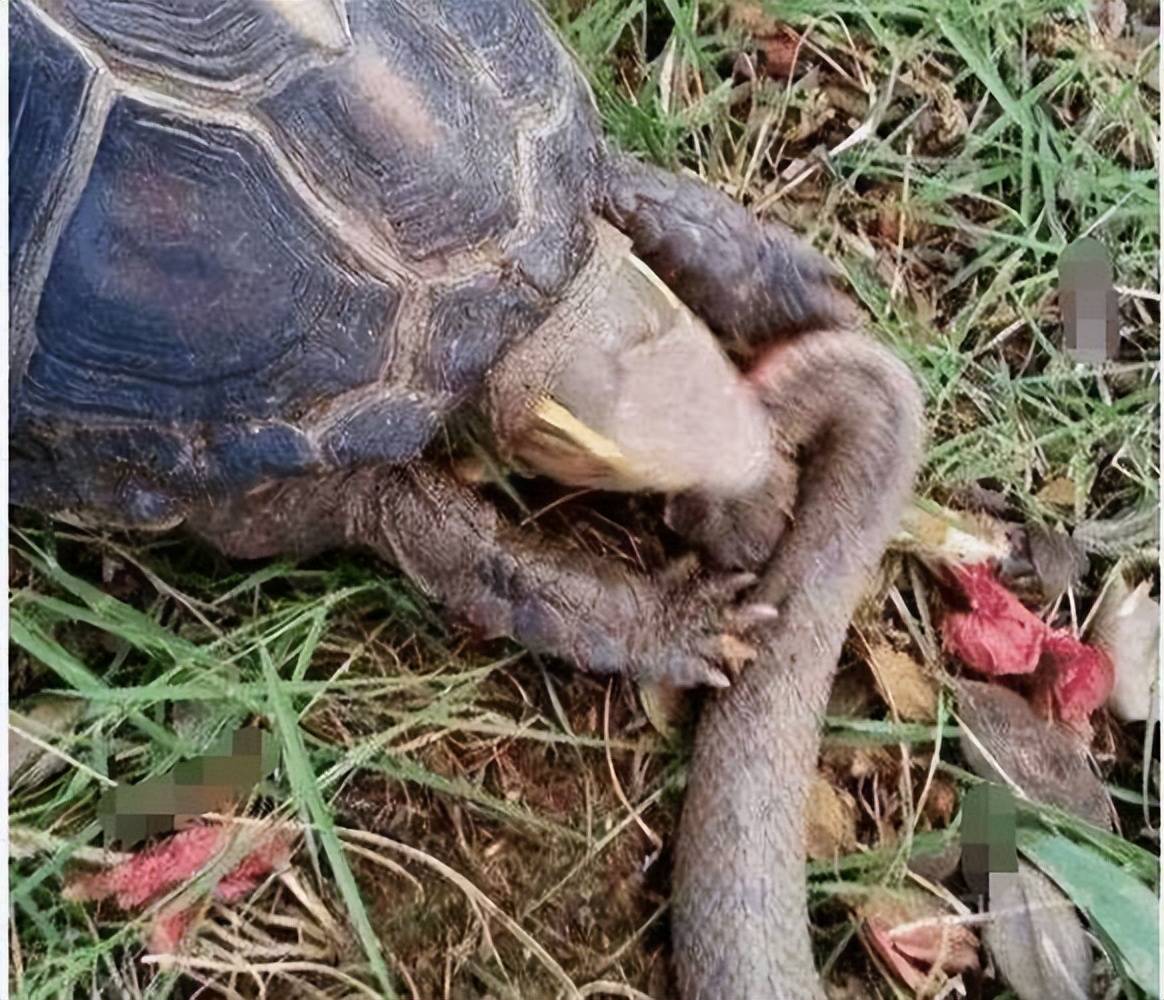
[510,312,773,497]
[513,395,647,491]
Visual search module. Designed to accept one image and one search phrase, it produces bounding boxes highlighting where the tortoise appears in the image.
[10,1,925,997]
[10,0,852,687]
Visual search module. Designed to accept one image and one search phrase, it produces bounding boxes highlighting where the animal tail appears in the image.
[672,329,925,1000]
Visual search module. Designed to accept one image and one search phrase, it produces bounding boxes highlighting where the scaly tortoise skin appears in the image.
[9,2,924,997]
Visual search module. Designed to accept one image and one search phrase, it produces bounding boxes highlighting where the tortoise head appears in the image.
[487,224,772,498]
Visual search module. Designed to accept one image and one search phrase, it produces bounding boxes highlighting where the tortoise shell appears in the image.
[9,0,603,525]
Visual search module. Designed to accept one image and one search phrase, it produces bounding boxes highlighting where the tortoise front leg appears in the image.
[188,463,759,688]
[600,153,856,350]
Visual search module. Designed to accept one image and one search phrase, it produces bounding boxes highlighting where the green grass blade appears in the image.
[10,613,184,752]
[259,644,398,999]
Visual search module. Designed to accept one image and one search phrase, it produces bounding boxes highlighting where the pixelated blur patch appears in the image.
[961,782,1018,899]
[1058,236,1120,363]
[99,726,280,848]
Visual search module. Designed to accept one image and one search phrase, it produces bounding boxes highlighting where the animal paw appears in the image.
[630,564,778,688]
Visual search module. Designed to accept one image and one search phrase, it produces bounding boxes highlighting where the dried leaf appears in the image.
[821,742,897,783]
[859,887,980,996]
[757,23,804,81]
[867,643,938,722]
[786,86,836,143]
[1036,475,1077,508]
[955,679,1112,830]
[805,773,857,860]
[1089,573,1160,722]
[896,502,1012,565]
[822,83,871,121]
[638,680,689,741]
[984,860,1092,1000]
[727,0,774,35]
[874,192,927,245]
[727,3,804,81]
[921,776,960,828]
[942,565,1047,676]
[912,80,970,153]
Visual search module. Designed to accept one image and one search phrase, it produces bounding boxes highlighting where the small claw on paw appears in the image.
[724,602,779,635]
[739,602,779,624]
[705,572,759,603]
[667,661,731,689]
[727,572,759,592]
[705,668,732,689]
[718,634,758,675]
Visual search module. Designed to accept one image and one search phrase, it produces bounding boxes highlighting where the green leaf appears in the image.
[1018,828,1160,997]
